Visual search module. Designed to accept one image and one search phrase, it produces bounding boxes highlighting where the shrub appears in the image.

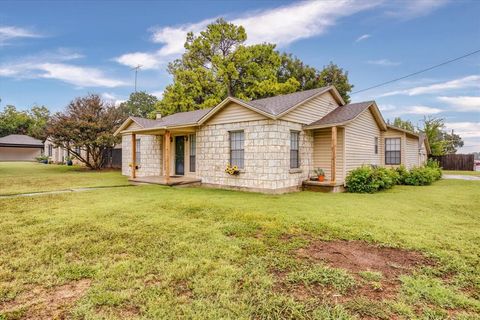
[404,166,435,186]
[395,165,410,184]
[346,166,379,193]
[346,166,399,193]
[35,155,49,163]
[426,158,442,180]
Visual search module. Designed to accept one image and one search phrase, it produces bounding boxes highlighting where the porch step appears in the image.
[302,180,345,193]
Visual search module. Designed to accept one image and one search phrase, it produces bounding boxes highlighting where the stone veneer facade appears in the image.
[121,120,315,193]
[122,134,163,177]
[196,119,313,193]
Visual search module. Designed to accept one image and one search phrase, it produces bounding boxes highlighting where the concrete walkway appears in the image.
[0,184,133,199]
[443,174,480,181]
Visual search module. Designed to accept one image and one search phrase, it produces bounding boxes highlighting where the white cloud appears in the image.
[0,52,126,88]
[367,59,401,66]
[115,0,381,69]
[384,0,449,19]
[443,122,480,154]
[0,25,43,45]
[380,75,480,97]
[445,122,480,139]
[437,96,480,112]
[378,104,396,112]
[102,93,125,106]
[400,105,443,115]
[151,90,164,99]
[356,34,371,42]
[114,52,164,70]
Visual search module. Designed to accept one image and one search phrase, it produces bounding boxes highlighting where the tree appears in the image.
[157,18,299,116]
[278,56,354,103]
[392,117,416,132]
[317,62,353,103]
[27,105,50,140]
[47,94,123,169]
[0,105,32,137]
[0,105,50,140]
[119,91,158,118]
[420,117,464,156]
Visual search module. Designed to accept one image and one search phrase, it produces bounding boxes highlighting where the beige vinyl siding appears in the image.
[125,121,142,131]
[344,109,381,174]
[312,127,344,182]
[206,102,267,125]
[281,92,340,124]
[382,128,406,167]
[406,136,420,168]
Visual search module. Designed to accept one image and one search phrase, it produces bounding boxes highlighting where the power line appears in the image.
[351,49,480,95]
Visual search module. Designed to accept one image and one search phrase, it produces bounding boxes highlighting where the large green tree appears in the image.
[120,91,158,118]
[0,105,50,140]
[157,19,299,116]
[421,117,464,156]
[278,56,353,103]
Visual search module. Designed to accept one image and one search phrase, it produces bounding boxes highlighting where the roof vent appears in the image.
[156,112,162,120]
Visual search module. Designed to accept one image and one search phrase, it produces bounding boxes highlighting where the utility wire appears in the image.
[351,49,480,95]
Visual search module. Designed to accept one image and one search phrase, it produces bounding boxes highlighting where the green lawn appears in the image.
[443,170,480,177]
[0,162,129,195]
[0,163,479,319]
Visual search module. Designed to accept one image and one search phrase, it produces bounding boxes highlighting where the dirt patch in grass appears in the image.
[0,279,91,319]
[297,240,432,276]
[275,240,434,304]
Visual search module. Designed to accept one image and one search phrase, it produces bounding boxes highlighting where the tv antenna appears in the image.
[131,65,142,92]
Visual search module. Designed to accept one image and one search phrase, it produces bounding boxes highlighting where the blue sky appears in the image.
[1,0,479,152]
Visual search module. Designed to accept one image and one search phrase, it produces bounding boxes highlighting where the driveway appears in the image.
[443,174,480,181]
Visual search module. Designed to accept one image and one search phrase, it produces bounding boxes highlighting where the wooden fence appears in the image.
[430,154,474,171]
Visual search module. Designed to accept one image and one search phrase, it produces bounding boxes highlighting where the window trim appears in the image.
[48,145,53,157]
[135,138,141,165]
[229,130,245,169]
[385,137,401,165]
[290,130,300,169]
[189,134,196,172]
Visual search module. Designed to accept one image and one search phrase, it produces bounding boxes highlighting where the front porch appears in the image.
[130,175,201,187]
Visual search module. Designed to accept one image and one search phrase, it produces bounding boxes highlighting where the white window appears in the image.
[229,131,244,169]
[135,139,141,165]
[290,131,300,169]
[189,134,196,172]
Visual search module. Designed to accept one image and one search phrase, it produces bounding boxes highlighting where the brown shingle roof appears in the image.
[0,134,43,147]
[246,86,331,115]
[307,101,374,127]
[130,108,213,129]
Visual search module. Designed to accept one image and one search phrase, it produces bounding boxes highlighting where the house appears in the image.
[0,134,44,161]
[114,86,430,193]
[44,138,122,167]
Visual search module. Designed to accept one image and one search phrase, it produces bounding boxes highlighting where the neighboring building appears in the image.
[114,86,430,193]
[0,134,44,161]
[44,138,122,167]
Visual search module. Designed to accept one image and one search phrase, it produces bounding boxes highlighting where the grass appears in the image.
[0,162,129,195]
[0,163,479,319]
[443,170,480,177]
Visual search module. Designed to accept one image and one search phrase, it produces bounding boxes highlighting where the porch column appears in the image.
[131,133,136,179]
[331,126,337,183]
[164,130,171,183]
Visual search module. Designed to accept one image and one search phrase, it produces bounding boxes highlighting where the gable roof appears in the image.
[0,134,43,147]
[245,86,344,116]
[305,101,387,130]
[114,86,345,135]
[386,124,420,138]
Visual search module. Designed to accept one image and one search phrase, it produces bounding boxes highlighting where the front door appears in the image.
[175,136,185,175]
